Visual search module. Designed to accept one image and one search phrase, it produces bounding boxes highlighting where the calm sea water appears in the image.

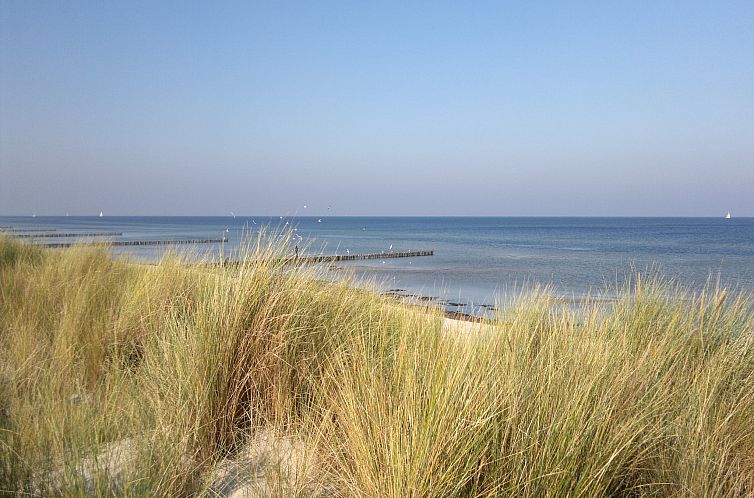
[2,216,753,314]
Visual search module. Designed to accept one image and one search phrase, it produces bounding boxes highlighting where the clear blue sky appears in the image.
[1,1,752,216]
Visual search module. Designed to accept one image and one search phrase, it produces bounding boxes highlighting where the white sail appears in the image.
[725,212,731,219]
[99,211,103,217]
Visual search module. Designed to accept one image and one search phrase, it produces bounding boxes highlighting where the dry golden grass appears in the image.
[1,235,752,496]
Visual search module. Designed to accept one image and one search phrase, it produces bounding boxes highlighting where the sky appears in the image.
[1,1,752,216]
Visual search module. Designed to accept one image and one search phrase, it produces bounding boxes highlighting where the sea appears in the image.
[2,216,753,316]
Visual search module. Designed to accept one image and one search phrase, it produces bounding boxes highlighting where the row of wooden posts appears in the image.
[41,238,228,248]
[11,232,123,238]
[288,250,434,263]
[220,250,435,266]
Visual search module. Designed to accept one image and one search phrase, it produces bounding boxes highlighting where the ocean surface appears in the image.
[2,216,753,315]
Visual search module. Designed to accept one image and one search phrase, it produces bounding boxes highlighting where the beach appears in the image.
[3,1,752,495]
[2,234,753,496]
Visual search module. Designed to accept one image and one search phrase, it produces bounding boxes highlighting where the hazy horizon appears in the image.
[2,2,753,217]
[1,214,751,220]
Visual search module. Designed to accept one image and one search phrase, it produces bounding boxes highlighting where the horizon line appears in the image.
[1,214,750,219]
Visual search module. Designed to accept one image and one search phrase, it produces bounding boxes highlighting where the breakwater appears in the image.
[41,238,227,248]
[13,232,123,238]
[221,250,434,266]
[293,250,433,263]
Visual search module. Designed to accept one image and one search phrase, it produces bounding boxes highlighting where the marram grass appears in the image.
[0,235,753,497]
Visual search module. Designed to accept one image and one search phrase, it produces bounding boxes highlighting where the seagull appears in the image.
[303,205,307,209]
[346,249,350,254]
[389,244,393,251]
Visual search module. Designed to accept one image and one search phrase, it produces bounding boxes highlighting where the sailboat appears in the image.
[725,211,731,219]
[99,211,103,217]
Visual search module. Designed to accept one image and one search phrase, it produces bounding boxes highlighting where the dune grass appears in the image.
[0,234,753,497]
